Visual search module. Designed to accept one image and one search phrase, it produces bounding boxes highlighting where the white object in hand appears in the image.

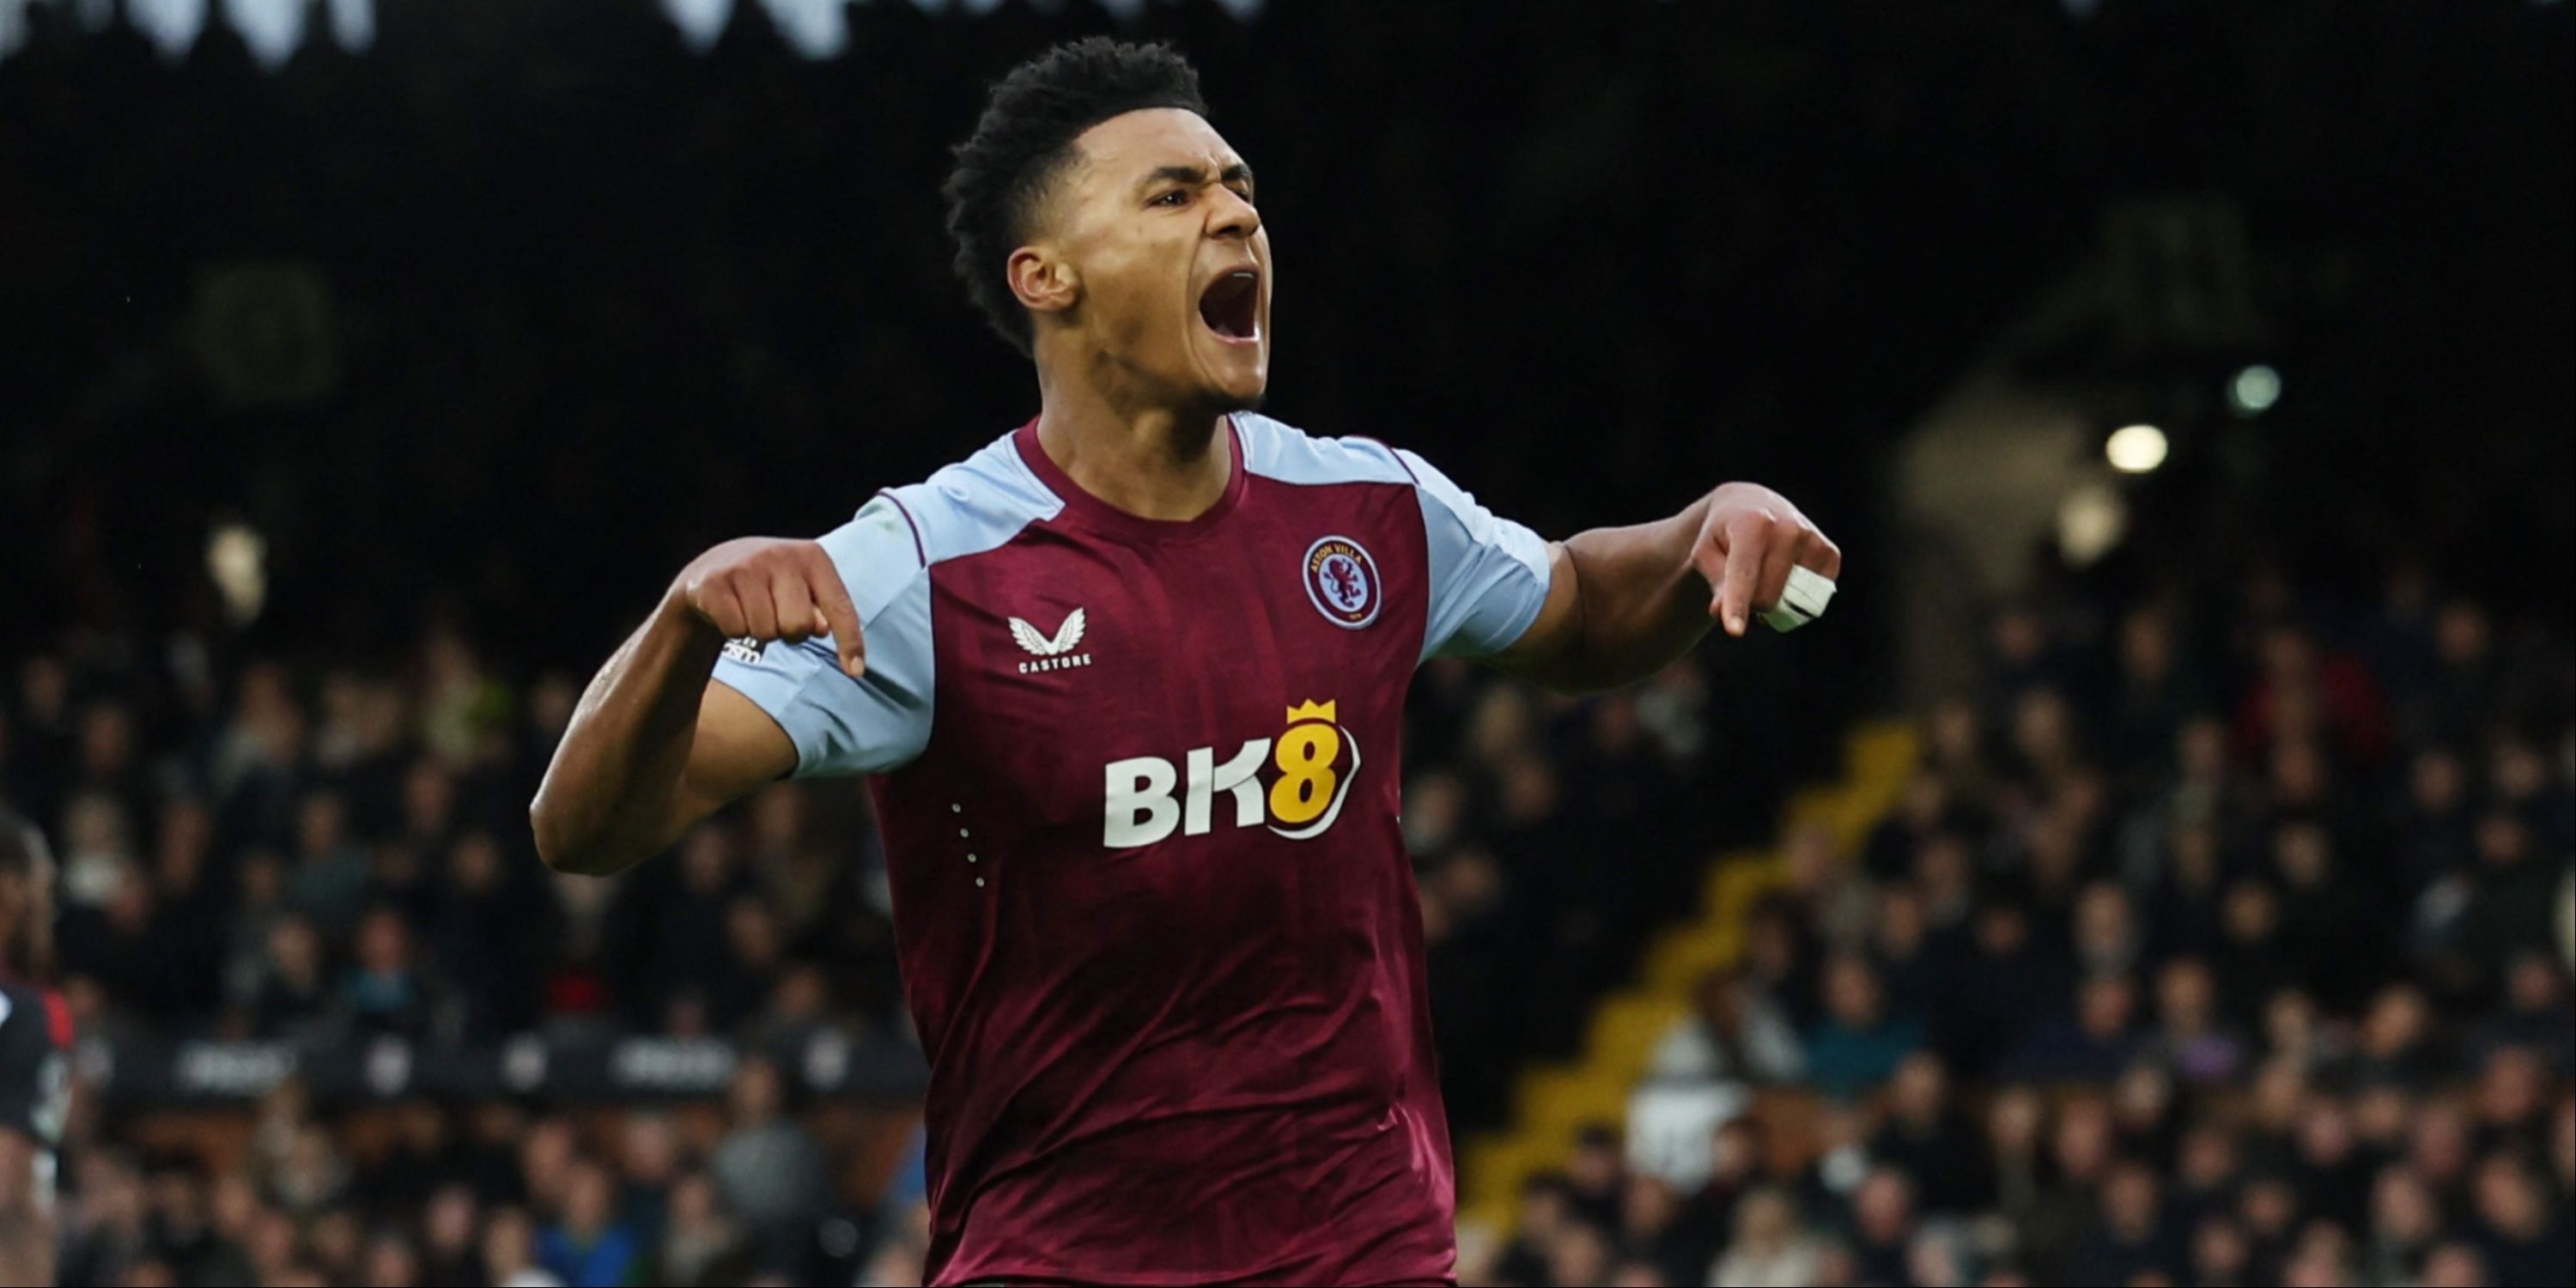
[1759,565,1836,633]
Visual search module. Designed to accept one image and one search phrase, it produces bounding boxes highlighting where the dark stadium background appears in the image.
[1,2,2570,1285]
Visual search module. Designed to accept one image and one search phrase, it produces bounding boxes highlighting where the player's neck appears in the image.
[1031,374,1233,523]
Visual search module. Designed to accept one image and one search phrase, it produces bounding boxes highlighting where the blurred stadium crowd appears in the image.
[3,619,909,1283]
[1471,564,2576,1287]
[10,632,908,1049]
[11,541,2569,1287]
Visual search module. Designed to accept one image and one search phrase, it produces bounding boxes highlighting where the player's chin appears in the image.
[1193,350,1268,411]
[1208,372,1267,413]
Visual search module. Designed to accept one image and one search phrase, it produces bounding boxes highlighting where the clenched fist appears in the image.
[675,538,866,677]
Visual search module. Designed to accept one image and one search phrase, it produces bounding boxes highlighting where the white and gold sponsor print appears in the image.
[1102,699,1360,848]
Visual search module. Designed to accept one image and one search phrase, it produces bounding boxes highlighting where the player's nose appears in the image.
[1207,187,1260,242]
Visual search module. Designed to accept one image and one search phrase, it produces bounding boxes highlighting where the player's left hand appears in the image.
[1692,482,1842,637]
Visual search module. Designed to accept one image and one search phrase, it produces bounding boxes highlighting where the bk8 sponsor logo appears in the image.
[1103,700,1362,848]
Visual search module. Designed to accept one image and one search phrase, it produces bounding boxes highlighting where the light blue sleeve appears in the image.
[1398,447,1554,663]
[709,495,933,777]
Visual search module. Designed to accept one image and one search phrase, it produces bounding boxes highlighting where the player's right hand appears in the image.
[675,538,866,677]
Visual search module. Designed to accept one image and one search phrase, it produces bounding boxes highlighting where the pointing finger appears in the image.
[1716,510,1771,637]
[808,548,867,678]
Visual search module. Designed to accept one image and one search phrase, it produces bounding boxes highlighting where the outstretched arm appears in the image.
[1494,482,1840,693]
[532,538,862,877]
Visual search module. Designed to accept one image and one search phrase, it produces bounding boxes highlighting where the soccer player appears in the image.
[1,811,70,1288]
[533,39,1840,1286]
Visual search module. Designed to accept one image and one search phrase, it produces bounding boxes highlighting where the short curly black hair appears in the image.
[943,39,1210,355]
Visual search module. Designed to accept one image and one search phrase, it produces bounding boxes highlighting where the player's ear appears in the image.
[1007,245,1078,318]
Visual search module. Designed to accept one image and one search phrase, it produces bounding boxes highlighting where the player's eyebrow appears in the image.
[1138,161,1255,195]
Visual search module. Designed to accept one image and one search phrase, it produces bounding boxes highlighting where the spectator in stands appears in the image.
[2144,954,2248,1085]
[418,1184,483,1285]
[2023,1095,2118,1280]
[1648,966,1805,1087]
[519,1118,581,1219]
[1493,1175,1575,1287]
[270,1122,351,1216]
[2366,1163,2449,1285]
[708,1055,832,1272]
[291,791,372,939]
[1867,1052,1982,1216]
[1709,1185,1820,1288]
[1611,1172,1694,1286]
[342,905,432,1038]
[1543,1219,1613,1288]
[2480,952,2576,1072]
[615,1111,680,1246]
[1562,1123,1627,1231]
[362,1231,422,1288]
[2003,971,2144,1084]
[435,829,548,1040]
[538,1158,644,1288]
[2188,1211,2256,1285]
[58,1150,149,1287]
[481,1205,562,1288]
[657,1170,750,1286]
[2470,1152,2576,1286]
[1801,954,1921,1100]
[1841,1168,1917,1285]
[2077,1157,2184,1284]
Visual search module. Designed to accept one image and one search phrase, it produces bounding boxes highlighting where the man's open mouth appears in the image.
[1198,268,1261,342]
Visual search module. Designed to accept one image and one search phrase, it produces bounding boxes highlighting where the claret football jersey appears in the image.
[714,412,1551,1286]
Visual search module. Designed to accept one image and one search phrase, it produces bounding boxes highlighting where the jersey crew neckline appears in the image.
[1011,415,1250,545]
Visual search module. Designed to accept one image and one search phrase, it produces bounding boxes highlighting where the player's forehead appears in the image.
[1066,107,1245,197]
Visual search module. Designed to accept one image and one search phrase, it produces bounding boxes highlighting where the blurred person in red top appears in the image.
[2235,623,2391,769]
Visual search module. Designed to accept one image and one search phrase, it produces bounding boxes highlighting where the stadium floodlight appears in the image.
[208,520,268,625]
[2105,424,2169,474]
[2227,364,2282,416]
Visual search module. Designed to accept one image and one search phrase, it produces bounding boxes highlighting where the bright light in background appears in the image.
[3,0,1253,61]
[207,520,269,626]
[127,0,204,58]
[763,0,848,58]
[229,0,305,69]
[2105,423,2169,474]
[325,0,372,53]
[2227,363,2281,416]
[2058,483,2129,568]
[665,0,732,52]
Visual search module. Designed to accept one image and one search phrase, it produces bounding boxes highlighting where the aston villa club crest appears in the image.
[1302,535,1380,629]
